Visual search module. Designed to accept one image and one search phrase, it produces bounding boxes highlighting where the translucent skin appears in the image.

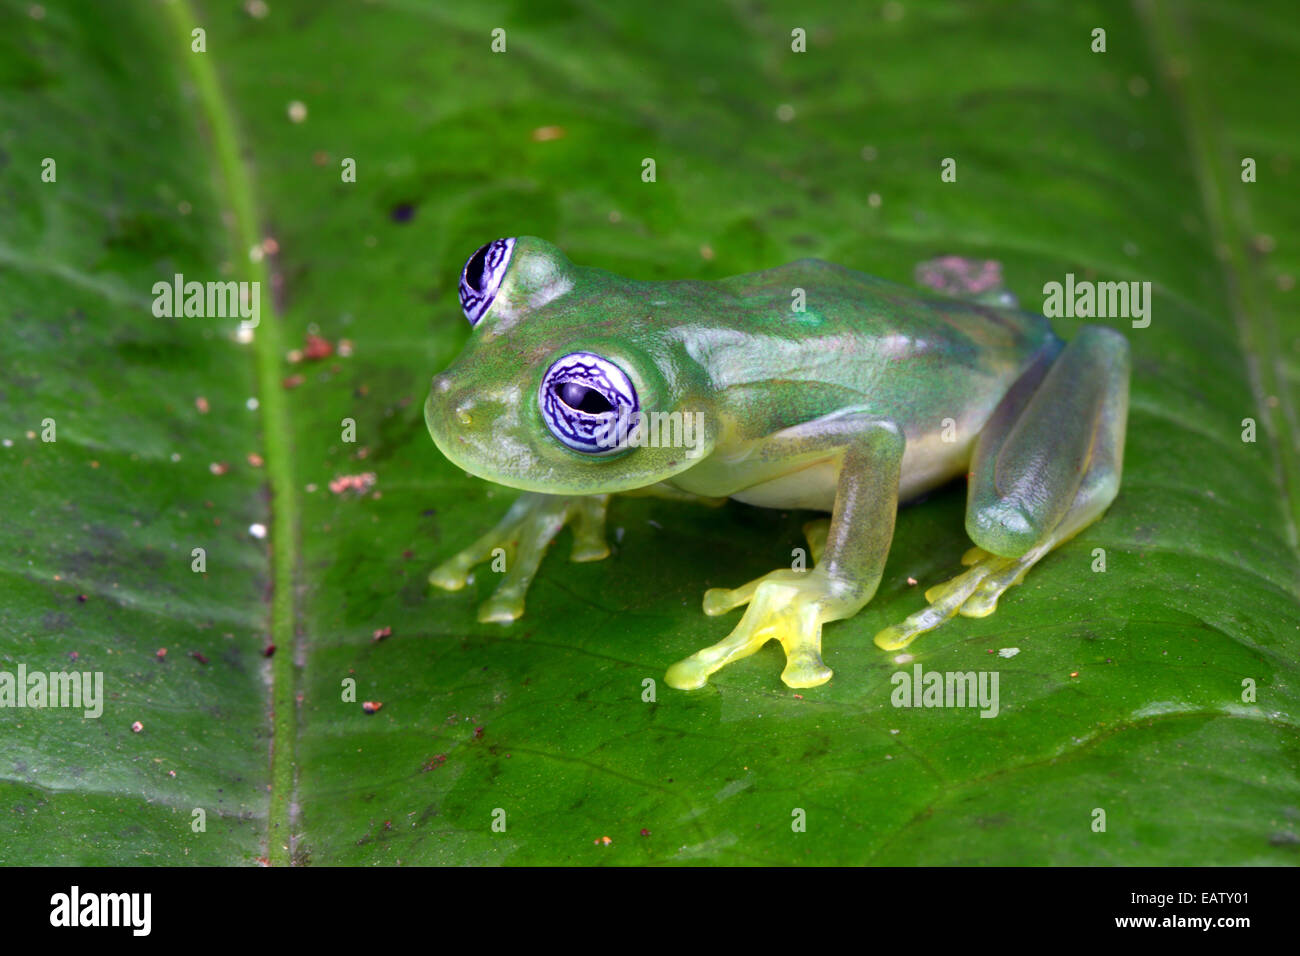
[427,238,1055,499]
[426,238,1129,690]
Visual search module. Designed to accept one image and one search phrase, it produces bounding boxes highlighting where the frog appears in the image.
[425,237,1130,690]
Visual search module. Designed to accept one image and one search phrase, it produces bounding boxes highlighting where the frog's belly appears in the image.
[727,434,972,512]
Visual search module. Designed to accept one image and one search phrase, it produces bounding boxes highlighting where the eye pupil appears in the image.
[557,382,614,414]
[464,244,489,291]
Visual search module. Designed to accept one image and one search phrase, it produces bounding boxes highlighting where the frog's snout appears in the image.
[427,372,522,478]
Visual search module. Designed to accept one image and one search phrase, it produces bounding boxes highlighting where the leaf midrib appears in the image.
[162,0,299,866]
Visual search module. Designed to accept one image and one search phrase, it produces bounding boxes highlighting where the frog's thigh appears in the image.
[875,327,1128,651]
[965,325,1130,558]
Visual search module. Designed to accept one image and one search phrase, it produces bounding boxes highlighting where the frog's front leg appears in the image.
[665,413,905,690]
[430,492,610,623]
[875,325,1130,650]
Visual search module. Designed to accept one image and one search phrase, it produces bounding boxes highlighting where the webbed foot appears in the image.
[666,563,861,691]
[872,545,1047,651]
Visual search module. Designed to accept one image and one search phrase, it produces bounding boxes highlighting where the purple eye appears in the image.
[539,352,639,454]
[458,238,515,325]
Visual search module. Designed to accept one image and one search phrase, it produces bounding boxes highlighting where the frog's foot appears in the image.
[429,493,610,623]
[873,544,1049,651]
[666,568,859,690]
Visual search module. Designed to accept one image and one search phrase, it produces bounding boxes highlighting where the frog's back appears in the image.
[686,257,1058,438]
[718,257,1053,367]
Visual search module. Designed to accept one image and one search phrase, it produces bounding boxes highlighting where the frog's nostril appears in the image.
[455,399,475,425]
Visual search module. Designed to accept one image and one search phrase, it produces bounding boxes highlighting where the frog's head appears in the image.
[426,237,717,495]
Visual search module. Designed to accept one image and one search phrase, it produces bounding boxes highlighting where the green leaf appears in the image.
[1,0,1296,865]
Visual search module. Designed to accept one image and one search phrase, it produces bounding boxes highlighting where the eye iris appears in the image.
[458,237,515,326]
[539,352,640,454]
[558,382,613,414]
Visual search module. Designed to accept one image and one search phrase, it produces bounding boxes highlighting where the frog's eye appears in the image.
[539,352,640,454]
[458,237,515,326]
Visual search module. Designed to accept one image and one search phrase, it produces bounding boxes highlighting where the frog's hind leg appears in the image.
[875,326,1130,651]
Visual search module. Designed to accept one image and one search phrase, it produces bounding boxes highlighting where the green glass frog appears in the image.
[425,238,1129,690]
